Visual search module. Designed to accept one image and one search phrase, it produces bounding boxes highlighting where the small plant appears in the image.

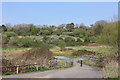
[2,72,13,75]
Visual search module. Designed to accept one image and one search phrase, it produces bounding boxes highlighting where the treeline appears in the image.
[1,21,105,37]
[1,20,118,49]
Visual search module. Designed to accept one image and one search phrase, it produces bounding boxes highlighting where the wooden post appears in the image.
[35,63,38,71]
[81,60,82,67]
[36,64,38,71]
[16,65,19,74]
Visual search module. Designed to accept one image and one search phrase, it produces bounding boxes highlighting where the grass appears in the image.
[24,67,52,73]
[2,72,14,75]
[83,59,103,67]
[3,60,73,76]
[104,62,118,78]
[2,47,29,50]
[2,48,31,58]
[66,45,113,57]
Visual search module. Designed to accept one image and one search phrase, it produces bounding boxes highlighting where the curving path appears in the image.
[2,58,103,78]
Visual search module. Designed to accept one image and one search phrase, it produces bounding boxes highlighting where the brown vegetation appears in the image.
[72,50,102,56]
[2,47,53,68]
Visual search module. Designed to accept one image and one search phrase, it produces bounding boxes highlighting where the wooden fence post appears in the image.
[16,65,19,74]
[36,64,38,71]
[35,63,38,71]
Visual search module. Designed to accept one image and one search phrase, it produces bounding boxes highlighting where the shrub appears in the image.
[59,37,64,40]
[18,37,34,47]
[53,30,62,36]
[43,30,50,35]
[77,38,82,42]
[89,36,97,43]
[84,37,90,44]
[58,41,66,51]
[9,37,19,46]
[73,29,86,37]
[2,72,13,75]
[4,32,17,37]
[72,50,101,56]
[2,34,9,44]
[43,36,50,43]
[16,45,53,67]
[64,37,75,42]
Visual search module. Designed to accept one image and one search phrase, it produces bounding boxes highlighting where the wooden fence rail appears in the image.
[2,57,73,75]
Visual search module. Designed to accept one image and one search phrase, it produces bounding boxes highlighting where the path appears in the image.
[2,58,103,78]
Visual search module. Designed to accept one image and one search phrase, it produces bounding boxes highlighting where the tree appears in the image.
[97,21,118,47]
[31,27,40,35]
[90,20,107,36]
[66,23,74,32]
[1,25,7,32]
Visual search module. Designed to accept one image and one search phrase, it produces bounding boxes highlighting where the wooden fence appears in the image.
[2,58,58,74]
[2,57,73,74]
[2,64,44,74]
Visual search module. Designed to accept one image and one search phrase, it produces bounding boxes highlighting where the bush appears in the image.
[53,30,62,36]
[4,32,17,37]
[2,72,13,75]
[77,38,82,42]
[43,30,50,35]
[73,29,86,37]
[58,41,66,51]
[68,33,74,36]
[72,50,101,56]
[18,37,34,47]
[9,37,19,46]
[84,37,90,44]
[2,34,9,44]
[64,37,75,42]
[43,36,50,43]
[89,36,97,43]
[59,37,64,40]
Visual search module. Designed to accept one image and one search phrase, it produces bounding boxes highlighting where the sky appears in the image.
[2,2,118,27]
